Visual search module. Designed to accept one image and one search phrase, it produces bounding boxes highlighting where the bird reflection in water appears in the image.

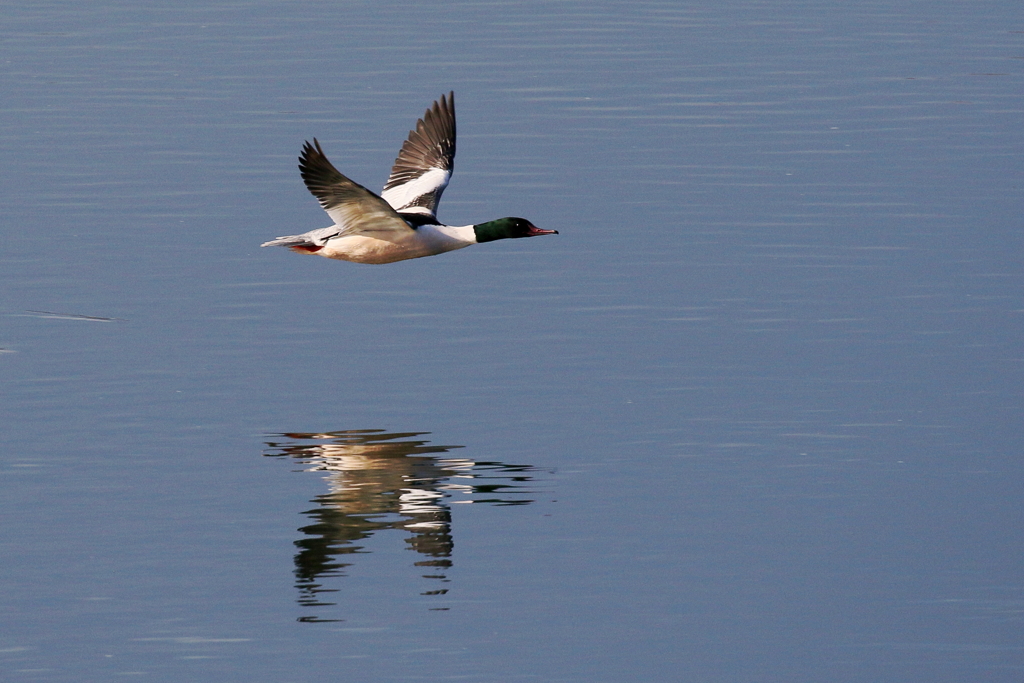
[263,429,545,621]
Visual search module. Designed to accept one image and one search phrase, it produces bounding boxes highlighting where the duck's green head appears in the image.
[473,217,558,243]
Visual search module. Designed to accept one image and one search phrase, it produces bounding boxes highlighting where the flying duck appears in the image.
[261,92,557,264]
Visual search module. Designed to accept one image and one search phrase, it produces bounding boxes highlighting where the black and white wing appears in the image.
[380,92,456,220]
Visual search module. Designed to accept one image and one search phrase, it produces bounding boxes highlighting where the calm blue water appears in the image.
[2,1,1023,681]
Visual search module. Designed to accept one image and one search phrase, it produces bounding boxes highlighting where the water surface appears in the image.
[2,1,1023,681]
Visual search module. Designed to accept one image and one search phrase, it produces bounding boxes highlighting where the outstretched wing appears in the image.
[381,91,456,219]
[299,138,414,240]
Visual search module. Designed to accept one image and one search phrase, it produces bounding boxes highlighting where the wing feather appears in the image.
[381,92,456,218]
[299,139,414,239]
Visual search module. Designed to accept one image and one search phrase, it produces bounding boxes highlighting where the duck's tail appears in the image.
[261,235,323,253]
[261,234,308,247]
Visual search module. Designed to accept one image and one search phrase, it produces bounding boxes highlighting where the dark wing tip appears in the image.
[433,91,455,135]
[298,138,325,171]
[409,91,456,167]
[297,137,364,207]
[431,91,455,152]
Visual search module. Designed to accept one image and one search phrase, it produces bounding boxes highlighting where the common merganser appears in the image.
[261,92,557,264]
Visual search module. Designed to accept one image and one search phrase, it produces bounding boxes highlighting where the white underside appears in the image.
[317,223,476,264]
